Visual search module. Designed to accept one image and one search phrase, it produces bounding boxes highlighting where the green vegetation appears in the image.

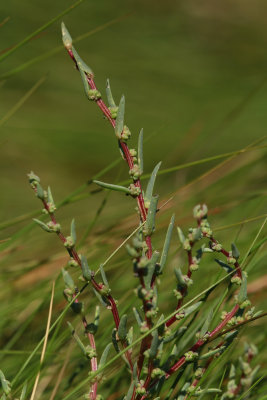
[0,1,266,399]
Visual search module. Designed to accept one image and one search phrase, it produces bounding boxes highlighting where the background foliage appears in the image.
[0,0,266,399]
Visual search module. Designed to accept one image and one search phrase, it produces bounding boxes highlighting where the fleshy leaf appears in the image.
[62,269,75,291]
[159,214,175,273]
[124,382,134,400]
[231,243,240,259]
[72,47,94,76]
[138,128,144,174]
[61,22,72,50]
[106,79,116,108]
[33,218,53,233]
[133,307,143,326]
[93,180,131,194]
[36,182,45,200]
[184,301,202,317]
[145,161,161,206]
[99,343,112,369]
[177,227,185,245]
[144,195,159,236]
[118,314,128,340]
[100,264,109,287]
[238,273,247,304]
[115,95,125,138]
[149,330,160,358]
[70,219,76,245]
[174,267,186,287]
[81,255,92,281]
[144,250,160,288]
[214,258,234,273]
[200,308,213,337]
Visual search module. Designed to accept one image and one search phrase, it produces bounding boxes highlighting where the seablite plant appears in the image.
[1,22,263,400]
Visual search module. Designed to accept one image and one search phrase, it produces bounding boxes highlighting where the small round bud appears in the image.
[64,236,74,248]
[129,164,142,181]
[88,89,101,101]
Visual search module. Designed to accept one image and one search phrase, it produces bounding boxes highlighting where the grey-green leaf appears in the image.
[184,301,202,317]
[70,219,76,245]
[115,95,125,137]
[200,308,213,337]
[124,382,134,400]
[145,161,162,205]
[238,273,247,304]
[174,267,186,287]
[36,182,45,200]
[144,250,160,289]
[159,214,175,273]
[111,328,120,353]
[62,269,75,291]
[138,128,144,174]
[149,331,160,358]
[33,218,53,233]
[133,307,143,326]
[81,255,91,281]
[72,46,94,76]
[144,194,159,236]
[100,264,109,287]
[177,227,185,245]
[106,79,116,108]
[61,22,72,50]
[118,314,128,340]
[47,186,54,205]
[99,343,112,369]
[214,258,234,273]
[231,243,240,259]
[93,180,131,194]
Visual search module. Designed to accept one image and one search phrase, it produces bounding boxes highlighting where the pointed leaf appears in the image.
[124,382,134,400]
[115,95,125,137]
[62,269,75,291]
[200,308,213,337]
[76,61,91,100]
[72,47,94,76]
[118,314,128,340]
[177,227,185,245]
[92,288,110,307]
[214,258,234,273]
[81,255,92,281]
[99,343,112,369]
[174,267,186,287]
[184,301,202,317]
[238,273,247,304]
[149,330,160,358]
[231,243,240,259]
[100,264,109,287]
[138,128,144,174]
[144,194,159,236]
[133,307,143,326]
[159,214,175,273]
[36,182,45,200]
[61,22,72,50]
[127,326,133,345]
[47,186,54,205]
[33,218,53,233]
[93,180,131,194]
[144,250,160,288]
[145,161,162,205]
[199,346,225,360]
[106,79,116,108]
[111,328,120,353]
[70,219,76,245]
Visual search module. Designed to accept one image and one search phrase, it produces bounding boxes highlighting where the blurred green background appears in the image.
[0,0,267,398]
